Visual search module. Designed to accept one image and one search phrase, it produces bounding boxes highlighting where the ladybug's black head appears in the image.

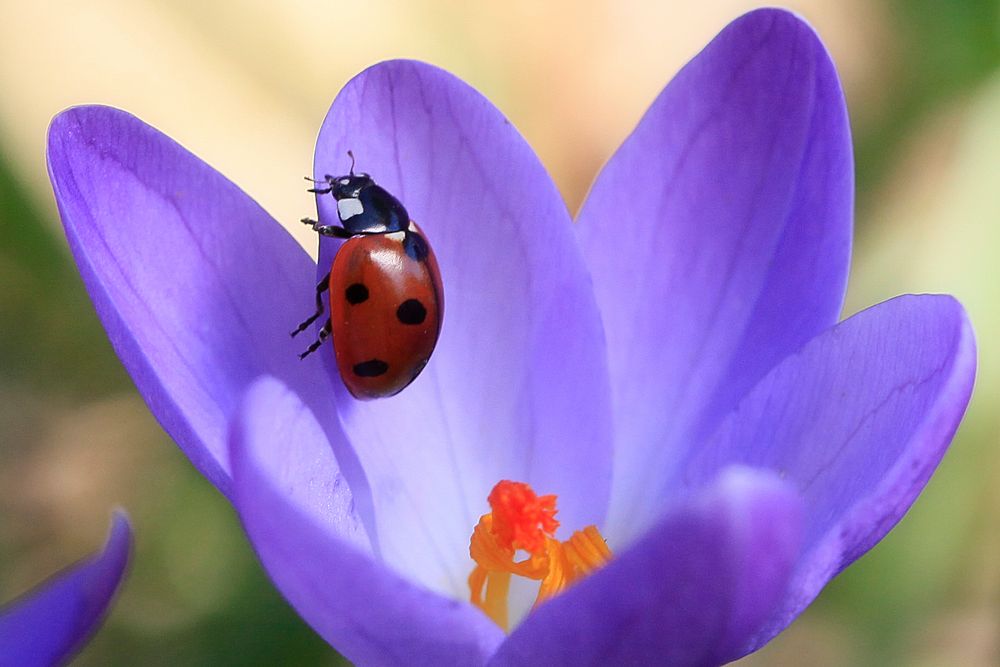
[324,173,374,200]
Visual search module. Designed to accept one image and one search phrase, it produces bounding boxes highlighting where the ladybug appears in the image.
[292,157,443,400]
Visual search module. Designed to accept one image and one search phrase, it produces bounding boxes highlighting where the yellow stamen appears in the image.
[468,480,612,630]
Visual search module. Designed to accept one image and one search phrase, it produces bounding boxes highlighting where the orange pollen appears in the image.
[468,480,612,632]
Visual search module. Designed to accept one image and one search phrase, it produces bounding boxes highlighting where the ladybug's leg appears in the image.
[300,217,353,238]
[304,175,334,195]
[298,318,332,360]
[290,272,331,337]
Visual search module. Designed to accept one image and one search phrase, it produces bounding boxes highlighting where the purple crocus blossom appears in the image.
[45,8,975,666]
[0,514,131,667]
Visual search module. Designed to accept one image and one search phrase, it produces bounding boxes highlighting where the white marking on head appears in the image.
[339,178,350,185]
[338,197,364,220]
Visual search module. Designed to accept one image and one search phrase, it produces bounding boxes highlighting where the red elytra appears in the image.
[329,222,443,399]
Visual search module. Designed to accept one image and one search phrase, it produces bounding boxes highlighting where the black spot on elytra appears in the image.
[345,283,369,304]
[396,299,427,325]
[402,231,429,261]
[353,359,389,377]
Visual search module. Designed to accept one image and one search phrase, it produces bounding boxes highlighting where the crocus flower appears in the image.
[45,8,975,666]
[0,514,131,667]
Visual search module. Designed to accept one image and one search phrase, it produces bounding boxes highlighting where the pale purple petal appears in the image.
[0,513,131,667]
[230,376,504,666]
[492,468,801,666]
[46,107,370,520]
[676,294,976,654]
[577,8,853,543]
[312,60,613,594]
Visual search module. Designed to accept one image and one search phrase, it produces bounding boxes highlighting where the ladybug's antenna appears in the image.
[347,150,356,175]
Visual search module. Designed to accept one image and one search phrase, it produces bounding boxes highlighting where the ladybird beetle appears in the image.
[291,158,443,400]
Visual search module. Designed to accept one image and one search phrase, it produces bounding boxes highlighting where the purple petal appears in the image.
[312,61,613,592]
[230,376,504,666]
[46,107,369,517]
[0,513,131,667]
[492,467,802,666]
[577,8,853,542]
[677,294,976,654]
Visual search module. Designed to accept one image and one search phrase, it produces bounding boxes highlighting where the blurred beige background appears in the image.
[0,1,996,664]
[0,0,889,247]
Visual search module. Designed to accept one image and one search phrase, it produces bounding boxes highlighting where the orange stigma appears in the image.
[468,480,611,631]
[487,481,559,554]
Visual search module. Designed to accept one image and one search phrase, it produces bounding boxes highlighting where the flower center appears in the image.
[467,480,612,631]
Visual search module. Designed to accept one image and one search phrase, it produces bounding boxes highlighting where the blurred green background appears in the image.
[1,1,997,665]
